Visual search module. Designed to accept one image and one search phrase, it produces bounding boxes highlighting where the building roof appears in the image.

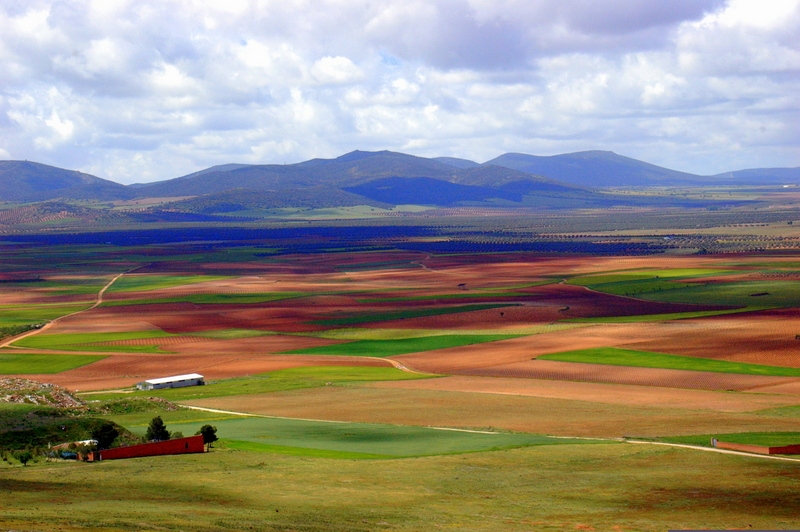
[143,373,204,385]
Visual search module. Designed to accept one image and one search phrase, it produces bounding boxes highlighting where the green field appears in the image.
[636,280,800,307]
[144,416,597,458]
[0,353,105,374]
[539,347,800,377]
[563,307,755,323]
[107,275,232,293]
[13,331,174,353]
[83,366,435,401]
[568,268,734,286]
[3,443,800,531]
[314,303,516,326]
[102,292,302,306]
[0,304,91,328]
[283,334,520,357]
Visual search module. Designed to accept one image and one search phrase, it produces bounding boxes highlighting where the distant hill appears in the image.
[433,157,480,169]
[0,151,796,213]
[710,168,800,184]
[484,151,800,187]
[483,151,703,187]
[0,161,131,202]
[163,187,389,213]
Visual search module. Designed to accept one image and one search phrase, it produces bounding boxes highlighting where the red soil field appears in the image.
[13,354,389,391]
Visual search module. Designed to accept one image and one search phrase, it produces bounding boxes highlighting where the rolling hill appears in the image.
[0,151,796,214]
[0,161,131,202]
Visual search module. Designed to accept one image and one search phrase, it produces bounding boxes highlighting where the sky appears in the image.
[0,0,798,184]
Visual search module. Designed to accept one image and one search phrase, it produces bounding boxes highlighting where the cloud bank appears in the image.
[0,0,798,183]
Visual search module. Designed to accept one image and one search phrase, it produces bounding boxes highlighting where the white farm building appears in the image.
[136,373,205,391]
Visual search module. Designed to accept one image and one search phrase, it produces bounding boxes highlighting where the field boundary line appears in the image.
[0,271,127,349]
[427,426,501,434]
[625,439,800,462]
[180,405,349,423]
[181,406,515,436]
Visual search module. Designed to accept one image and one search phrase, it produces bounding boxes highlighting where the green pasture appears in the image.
[661,432,800,448]
[83,366,434,401]
[3,444,800,531]
[563,307,755,323]
[568,268,734,286]
[107,275,232,293]
[185,328,276,339]
[0,304,90,328]
[635,280,800,308]
[355,282,554,303]
[0,276,110,295]
[311,323,584,341]
[538,347,800,377]
[0,353,105,374]
[13,331,174,353]
[153,416,594,458]
[284,334,520,357]
[102,292,302,306]
[99,406,241,429]
[314,303,516,326]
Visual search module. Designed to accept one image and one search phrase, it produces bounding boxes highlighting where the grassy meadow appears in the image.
[0,353,105,374]
[3,443,800,531]
[539,347,800,377]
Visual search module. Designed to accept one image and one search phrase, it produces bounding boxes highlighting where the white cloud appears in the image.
[0,0,797,182]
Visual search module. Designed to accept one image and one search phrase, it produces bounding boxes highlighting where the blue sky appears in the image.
[0,0,798,183]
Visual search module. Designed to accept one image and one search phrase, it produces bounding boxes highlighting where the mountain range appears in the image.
[0,150,798,211]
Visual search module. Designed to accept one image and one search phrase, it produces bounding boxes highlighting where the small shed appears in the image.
[136,373,204,391]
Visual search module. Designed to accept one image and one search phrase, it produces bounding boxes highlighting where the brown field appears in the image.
[371,375,800,411]
[7,251,800,412]
[182,384,800,438]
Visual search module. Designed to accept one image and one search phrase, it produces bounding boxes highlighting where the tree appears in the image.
[145,416,170,442]
[92,421,119,450]
[13,450,33,466]
[196,425,218,451]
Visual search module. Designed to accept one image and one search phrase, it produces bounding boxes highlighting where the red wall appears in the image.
[98,435,205,460]
[714,440,800,455]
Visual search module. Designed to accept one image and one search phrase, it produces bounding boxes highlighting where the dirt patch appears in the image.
[370,375,800,411]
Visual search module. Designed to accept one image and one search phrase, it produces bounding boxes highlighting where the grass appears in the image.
[562,307,756,323]
[99,407,242,429]
[313,303,517,326]
[146,416,596,458]
[568,268,734,286]
[82,366,436,401]
[309,323,585,340]
[660,432,800,448]
[0,304,91,328]
[107,275,232,293]
[635,280,800,308]
[283,334,521,357]
[0,353,105,374]
[356,291,532,303]
[101,292,302,306]
[12,331,174,353]
[2,443,800,530]
[538,347,800,377]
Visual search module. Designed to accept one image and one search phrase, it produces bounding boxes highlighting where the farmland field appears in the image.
[3,234,800,530]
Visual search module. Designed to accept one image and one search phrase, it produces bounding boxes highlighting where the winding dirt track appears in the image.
[0,272,125,349]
